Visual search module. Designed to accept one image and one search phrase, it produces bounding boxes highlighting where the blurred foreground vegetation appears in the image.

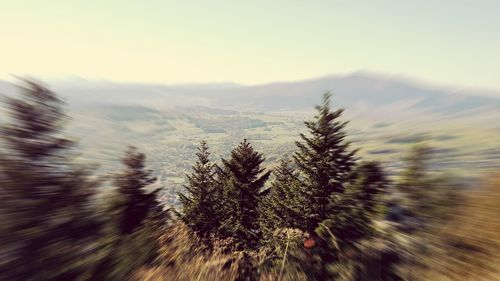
[0,80,498,280]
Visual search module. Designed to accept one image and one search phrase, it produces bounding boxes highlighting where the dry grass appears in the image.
[131,223,311,281]
[410,174,500,281]
[131,223,267,281]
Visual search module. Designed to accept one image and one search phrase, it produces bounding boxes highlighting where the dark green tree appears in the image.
[298,161,387,281]
[293,92,357,233]
[114,146,160,235]
[259,159,306,240]
[178,140,219,240]
[217,139,270,249]
[316,161,387,248]
[0,80,101,281]
[92,146,164,281]
[261,94,388,280]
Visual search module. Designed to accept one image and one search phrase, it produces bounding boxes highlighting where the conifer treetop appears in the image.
[293,92,357,193]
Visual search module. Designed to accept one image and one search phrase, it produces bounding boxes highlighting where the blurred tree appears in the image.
[293,92,357,233]
[259,159,307,241]
[0,80,101,281]
[217,139,270,249]
[319,161,387,248]
[398,145,432,225]
[388,145,462,281]
[394,145,454,232]
[92,146,164,280]
[261,93,388,280]
[302,161,386,280]
[178,140,219,241]
[114,146,160,235]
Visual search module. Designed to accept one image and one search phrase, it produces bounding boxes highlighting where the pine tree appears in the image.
[316,161,386,248]
[259,159,307,240]
[93,146,163,280]
[292,92,357,233]
[178,140,219,240]
[113,146,160,235]
[0,80,101,281]
[260,93,387,279]
[217,139,270,249]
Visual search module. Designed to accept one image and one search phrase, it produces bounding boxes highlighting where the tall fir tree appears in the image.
[113,146,160,235]
[300,94,388,280]
[178,140,219,240]
[217,139,270,249]
[0,80,101,281]
[93,146,163,280]
[292,92,357,233]
[259,93,388,280]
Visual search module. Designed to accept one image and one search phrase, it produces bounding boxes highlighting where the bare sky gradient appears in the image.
[0,0,499,89]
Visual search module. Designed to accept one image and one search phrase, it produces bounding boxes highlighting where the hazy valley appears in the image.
[3,73,499,206]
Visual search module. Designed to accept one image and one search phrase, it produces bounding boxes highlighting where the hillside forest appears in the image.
[0,80,499,281]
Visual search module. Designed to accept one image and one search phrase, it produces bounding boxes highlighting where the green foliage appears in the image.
[259,159,307,240]
[304,162,386,280]
[93,146,165,280]
[1,81,480,280]
[292,92,357,233]
[259,93,388,280]
[0,80,101,281]
[114,146,161,235]
[262,92,368,238]
[323,161,387,247]
[216,139,271,249]
[178,140,219,240]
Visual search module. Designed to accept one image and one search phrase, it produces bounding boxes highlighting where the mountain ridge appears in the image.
[1,73,499,115]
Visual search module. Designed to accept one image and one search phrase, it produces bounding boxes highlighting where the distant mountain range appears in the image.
[2,72,499,115]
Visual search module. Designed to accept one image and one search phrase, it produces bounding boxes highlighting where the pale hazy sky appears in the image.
[0,0,499,88]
